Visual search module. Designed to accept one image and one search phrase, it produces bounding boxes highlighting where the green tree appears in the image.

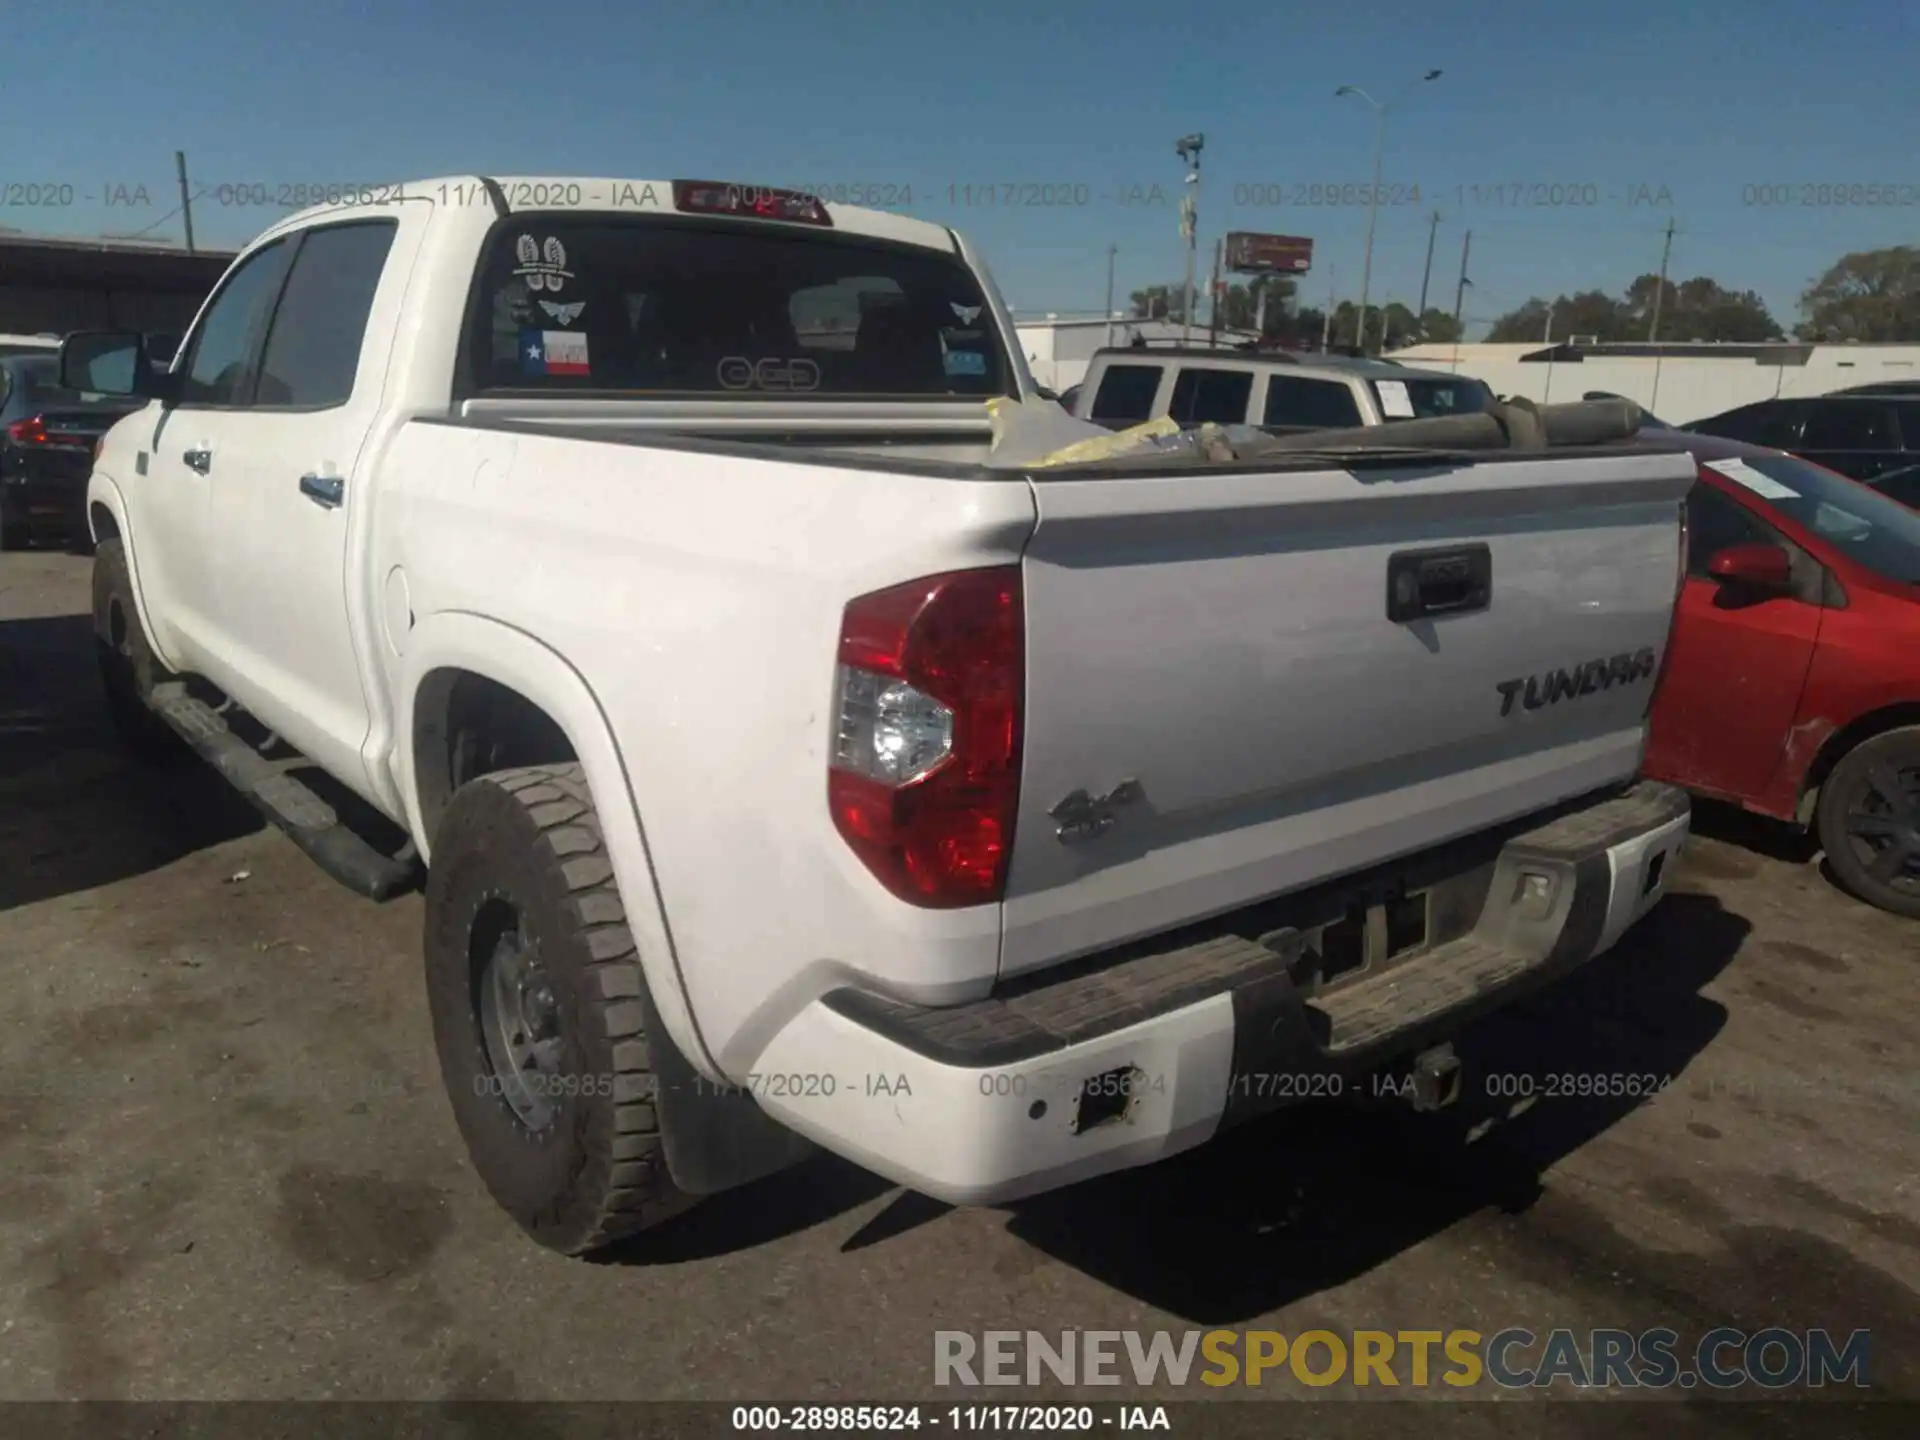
[1795,246,1920,341]
[1128,284,1186,322]
[1487,275,1784,344]
[1417,307,1462,344]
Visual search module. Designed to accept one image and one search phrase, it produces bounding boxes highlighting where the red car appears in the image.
[1644,433,1920,918]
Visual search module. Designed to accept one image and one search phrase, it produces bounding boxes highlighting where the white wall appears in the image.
[1386,344,1920,425]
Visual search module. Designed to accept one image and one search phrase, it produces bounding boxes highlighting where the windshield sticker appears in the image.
[950,302,983,324]
[513,235,574,293]
[1705,457,1799,501]
[716,356,821,392]
[1376,379,1415,418]
[520,328,590,377]
[943,349,987,377]
[539,300,585,326]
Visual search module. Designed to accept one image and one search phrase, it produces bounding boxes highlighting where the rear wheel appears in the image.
[91,538,187,764]
[423,763,699,1254]
[1815,726,1920,920]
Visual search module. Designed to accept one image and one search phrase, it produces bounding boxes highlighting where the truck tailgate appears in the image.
[1001,449,1695,977]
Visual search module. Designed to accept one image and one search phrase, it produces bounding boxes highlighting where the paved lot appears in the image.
[1,550,1915,1416]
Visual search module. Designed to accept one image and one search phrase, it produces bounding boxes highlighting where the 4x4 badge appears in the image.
[1050,779,1144,843]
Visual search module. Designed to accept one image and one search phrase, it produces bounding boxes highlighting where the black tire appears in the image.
[91,537,188,764]
[1815,725,1920,920]
[423,763,698,1254]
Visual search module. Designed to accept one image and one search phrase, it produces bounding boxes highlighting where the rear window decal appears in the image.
[943,350,987,377]
[539,300,585,326]
[513,235,574,293]
[520,328,590,377]
[1375,379,1415,418]
[950,302,983,324]
[716,356,822,392]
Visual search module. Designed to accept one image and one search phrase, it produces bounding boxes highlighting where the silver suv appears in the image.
[1072,346,1496,433]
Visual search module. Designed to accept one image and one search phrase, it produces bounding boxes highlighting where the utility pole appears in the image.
[175,150,196,253]
[1451,229,1473,345]
[1253,277,1268,345]
[1103,244,1117,348]
[1417,209,1441,317]
[1176,134,1204,346]
[1321,264,1336,351]
[1647,216,1677,342]
[1208,238,1223,348]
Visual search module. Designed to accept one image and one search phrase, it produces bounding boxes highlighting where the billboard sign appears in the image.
[1225,232,1313,275]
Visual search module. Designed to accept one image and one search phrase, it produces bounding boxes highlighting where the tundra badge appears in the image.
[1050,779,1144,843]
[1497,647,1658,718]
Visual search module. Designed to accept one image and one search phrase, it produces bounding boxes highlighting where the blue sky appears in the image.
[5,0,1916,336]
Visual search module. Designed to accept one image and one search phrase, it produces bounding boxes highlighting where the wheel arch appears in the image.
[401,611,720,1080]
[85,476,169,662]
[1795,702,1920,825]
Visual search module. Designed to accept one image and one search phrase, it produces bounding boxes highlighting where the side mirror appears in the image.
[1707,541,1793,592]
[60,330,154,399]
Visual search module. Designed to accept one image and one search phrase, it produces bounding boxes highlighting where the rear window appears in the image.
[1372,376,1491,420]
[1263,375,1363,429]
[1088,364,1162,424]
[14,358,83,407]
[464,216,1010,398]
[1169,368,1254,426]
[1801,402,1891,451]
[1695,402,1803,449]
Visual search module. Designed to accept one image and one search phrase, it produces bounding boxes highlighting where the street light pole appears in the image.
[1336,70,1440,355]
[1104,244,1117,348]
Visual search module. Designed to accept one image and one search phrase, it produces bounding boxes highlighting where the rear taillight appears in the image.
[5,416,48,446]
[828,566,1023,907]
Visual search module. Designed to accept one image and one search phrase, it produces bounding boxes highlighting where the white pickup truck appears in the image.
[64,176,1694,1256]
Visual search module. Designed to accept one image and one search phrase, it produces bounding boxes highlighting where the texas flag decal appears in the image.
[520,328,591,377]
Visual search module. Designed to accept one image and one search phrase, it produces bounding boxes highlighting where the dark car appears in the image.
[0,355,142,551]
[1685,392,1920,483]
[1827,380,1920,397]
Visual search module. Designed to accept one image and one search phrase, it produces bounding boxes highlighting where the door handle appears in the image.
[1386,544,1493,623]
[182,448,212,474]
[299,473,345,509]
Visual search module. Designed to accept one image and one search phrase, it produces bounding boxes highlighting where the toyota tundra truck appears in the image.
[62,176,1693,1256]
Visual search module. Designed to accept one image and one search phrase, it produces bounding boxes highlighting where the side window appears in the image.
[1685,482,1776,577]
[178,240,295,407]
[1089,364,1163,424]
[1264,375,1363,429]
[1704,402,1801,448]
[1169,368,1253,425]
[1892,403,1920,451]
[254,222,397,408]
[1800,402,1890,451]
[0,367,11,411]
